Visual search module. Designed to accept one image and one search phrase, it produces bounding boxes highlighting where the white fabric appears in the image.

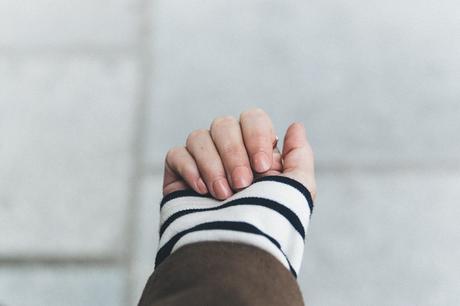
[159,204,305,268]
[156,176,312,276]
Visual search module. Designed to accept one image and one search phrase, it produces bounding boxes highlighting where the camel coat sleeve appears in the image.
[137,241,305,306]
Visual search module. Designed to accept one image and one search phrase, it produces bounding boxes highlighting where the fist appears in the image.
[162,107,317,201]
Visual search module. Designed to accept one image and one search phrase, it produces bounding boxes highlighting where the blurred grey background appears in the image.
[1,0,459,305]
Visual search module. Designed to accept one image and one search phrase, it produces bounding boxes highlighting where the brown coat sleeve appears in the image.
[138,241,305,306]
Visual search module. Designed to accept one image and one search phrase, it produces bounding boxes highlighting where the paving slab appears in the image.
[128,175,162,305]
[300,171,460,306]
[131,170,460,305]
[0,0,140,48]
[0,266,124,306]
[144,0,460,166]
[0,56,139,257]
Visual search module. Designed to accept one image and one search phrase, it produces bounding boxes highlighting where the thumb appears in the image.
[281,122,317,201]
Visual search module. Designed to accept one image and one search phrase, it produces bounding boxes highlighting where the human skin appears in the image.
[162,107,317,201]
[139,107,316,306]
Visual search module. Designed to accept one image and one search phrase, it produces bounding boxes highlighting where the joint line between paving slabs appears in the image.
[122,0,155,305]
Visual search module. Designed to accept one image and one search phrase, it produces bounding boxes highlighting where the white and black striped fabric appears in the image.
[154,175,314,278]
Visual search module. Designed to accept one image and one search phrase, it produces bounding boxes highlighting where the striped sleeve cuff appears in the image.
[154,175,314,278]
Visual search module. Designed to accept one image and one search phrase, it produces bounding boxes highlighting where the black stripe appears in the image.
[160,189,213,208]
[155,221,297,278]
[159,197,306,239]
[253,175,314,213]
[160,176,314,213]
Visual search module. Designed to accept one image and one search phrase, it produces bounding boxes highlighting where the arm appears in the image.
[139,241,304,306]
[138,108,317,306]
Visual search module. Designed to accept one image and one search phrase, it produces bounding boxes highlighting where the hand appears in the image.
[162,107,317,201]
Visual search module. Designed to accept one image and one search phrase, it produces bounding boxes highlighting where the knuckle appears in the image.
[240,107,266,120]
[251,107,266,115]
[165,146,182,161]
[211,115,237,129]
[251,132,270,145]
[245,133,271,151]
[221,143,242,155]
[179,163,195,177]
[186,129,208,146]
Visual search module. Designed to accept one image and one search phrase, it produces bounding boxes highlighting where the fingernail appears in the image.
[195,178,208,194]
[213,179,232,199]
[232,166,252,189]
[253,152,271,172]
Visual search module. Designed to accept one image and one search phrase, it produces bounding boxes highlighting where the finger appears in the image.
[163,146,208,196]
[272,146,283,172]
[162,179,189,197]
[253,147,283,180]
[186,129,233,200]
[281,122,314,173]
[239,107,277,173]
[210,116,253,190]
[281,122,317,201]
